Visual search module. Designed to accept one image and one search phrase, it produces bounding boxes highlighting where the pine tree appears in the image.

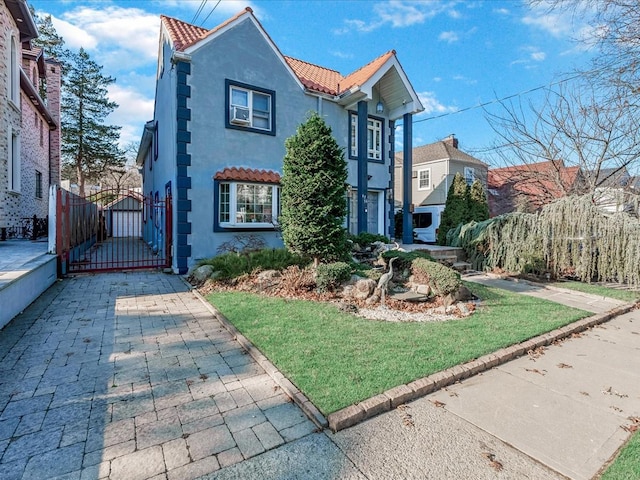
[29,7,68,99]
[437,173,469,245]
[467,179,489,222]
[61,48,123,196]
[280,112,348,266]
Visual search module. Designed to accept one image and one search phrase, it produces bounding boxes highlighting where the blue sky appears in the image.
[29,0,595,163]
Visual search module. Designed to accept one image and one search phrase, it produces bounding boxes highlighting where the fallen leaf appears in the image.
[431,399,446,408]
[525,368,546,376]
[621,424,639,433]
[199,374,208,381]
[482,452,503,471]
[580,391,590,396]
[557,363,573,369]
[527,346,546,360]
[611,406,623,413]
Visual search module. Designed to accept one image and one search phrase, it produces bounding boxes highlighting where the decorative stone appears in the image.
[192,265,214,282]
[353,278,377,299]
[257,269,281,280]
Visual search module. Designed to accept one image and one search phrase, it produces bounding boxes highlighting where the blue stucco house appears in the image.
[137,7,423,274]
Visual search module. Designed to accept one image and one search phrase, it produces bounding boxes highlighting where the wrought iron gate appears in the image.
[56,188,172,273]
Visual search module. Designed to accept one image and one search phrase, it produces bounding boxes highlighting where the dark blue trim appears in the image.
[224,79,276,136]
[388,119,395,239]
[402,112,413,244]
[357,101,368,234]
[175,60,192,274]
[347,110,385,163]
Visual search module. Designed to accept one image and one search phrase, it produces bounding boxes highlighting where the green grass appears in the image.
[600,431,640,479]
[206,281,590,414]
[550,281,640,303]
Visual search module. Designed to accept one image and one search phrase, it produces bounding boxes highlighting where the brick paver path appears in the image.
[0,272,315,480]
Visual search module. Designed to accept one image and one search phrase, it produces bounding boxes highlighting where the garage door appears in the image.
[112,211,142,237]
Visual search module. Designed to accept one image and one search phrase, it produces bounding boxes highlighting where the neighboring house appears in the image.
[394,135,488,241]
[487,160,581,217]
[586,167,634,214]
[137,7,423,273]
[0,0,61,239]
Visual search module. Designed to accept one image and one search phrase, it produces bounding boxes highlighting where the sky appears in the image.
[29,0,596,164]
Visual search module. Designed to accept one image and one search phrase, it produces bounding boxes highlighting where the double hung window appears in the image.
[349,113,383,161]
[226,80,275,135]
[418,169,431,190]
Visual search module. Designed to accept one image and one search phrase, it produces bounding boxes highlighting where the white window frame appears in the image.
[9,35,19,107]
[228,85,272,132]
[418,168,431,190]
[350,114,383,161]
[464,167,475,186]
[218,182,279,228]
[8,127,20,193]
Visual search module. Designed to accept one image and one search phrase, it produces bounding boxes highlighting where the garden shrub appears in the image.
[381,250,434,272]
[411,257,461,296]
[316,262,352,292]
[198,248,309,280]
[348,232,390,247]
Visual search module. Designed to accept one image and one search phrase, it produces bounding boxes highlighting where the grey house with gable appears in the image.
[137,7,423,273]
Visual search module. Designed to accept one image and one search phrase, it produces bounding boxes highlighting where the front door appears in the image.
[367,191,379,234]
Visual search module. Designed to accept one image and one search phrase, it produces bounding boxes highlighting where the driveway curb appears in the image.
[183,279,329,431]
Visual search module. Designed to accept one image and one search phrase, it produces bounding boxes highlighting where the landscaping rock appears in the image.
[336,302,358,313]
[413,284,431,296]
[257,270,281,281]
[192,265,214,283]
[353,278,377,300]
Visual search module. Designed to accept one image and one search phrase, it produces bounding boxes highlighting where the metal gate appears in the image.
[56,188,172,273]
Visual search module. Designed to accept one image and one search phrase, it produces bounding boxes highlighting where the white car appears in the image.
[413,205,445,243]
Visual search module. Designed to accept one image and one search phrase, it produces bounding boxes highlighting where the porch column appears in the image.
[357,100,368,233]
[402,112,413,244]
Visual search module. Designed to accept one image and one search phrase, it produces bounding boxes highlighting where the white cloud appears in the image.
[331,51,354,59]
[61,6,160,62]
[106,85,155,147]
[452,75,477,85]
[416,91,457,116]
[531,51,546,61]
[49,15,98,50]
[336,0,459,34]
[439,31,459,43]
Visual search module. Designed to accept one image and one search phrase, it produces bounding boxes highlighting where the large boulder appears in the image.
[192,265,214,283]
[352,278,377,300]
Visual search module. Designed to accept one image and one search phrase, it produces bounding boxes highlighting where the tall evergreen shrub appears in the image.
[280,113,349,266]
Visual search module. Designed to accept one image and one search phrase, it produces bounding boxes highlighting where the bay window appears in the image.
[218,182,279,228]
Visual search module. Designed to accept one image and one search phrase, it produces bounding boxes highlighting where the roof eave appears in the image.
[136,121,156,166]
[20,69,57,129]
[6,0,38,42]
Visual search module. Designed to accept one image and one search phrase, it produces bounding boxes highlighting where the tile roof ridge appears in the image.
[180,7,253,51]
[283,55,342,76]
[343,49,395,79]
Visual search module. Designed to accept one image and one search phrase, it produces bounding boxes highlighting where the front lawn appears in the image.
[206,282,589,414]
[550,281,640,303]
[600,430,640,479]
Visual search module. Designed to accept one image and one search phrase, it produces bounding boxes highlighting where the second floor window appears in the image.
[35,170,43,198]
[464,167,475,186]
[226,80,275,135]
[418,168,431,190]
[350,113,383,161]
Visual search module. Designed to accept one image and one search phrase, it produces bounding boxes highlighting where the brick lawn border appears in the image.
[183,277,636,434]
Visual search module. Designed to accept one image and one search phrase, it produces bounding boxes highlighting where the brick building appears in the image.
[1,0,61,238]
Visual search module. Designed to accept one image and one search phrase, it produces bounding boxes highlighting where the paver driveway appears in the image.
[0,272,315,480]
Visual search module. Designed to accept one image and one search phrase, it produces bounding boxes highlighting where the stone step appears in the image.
[452,262,472,272]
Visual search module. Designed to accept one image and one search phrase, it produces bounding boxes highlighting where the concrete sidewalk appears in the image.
[462,273,629,313]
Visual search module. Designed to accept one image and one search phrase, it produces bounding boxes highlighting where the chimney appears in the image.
[444,134,458,149]
[46,59,62,186]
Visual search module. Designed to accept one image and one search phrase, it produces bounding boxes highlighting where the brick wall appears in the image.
[0,3,22,230]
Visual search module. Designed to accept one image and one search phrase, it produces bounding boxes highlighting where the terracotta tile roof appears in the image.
[161,10,396,96]
[160,15,209,52]
[284,56,343,95]
[340,50,395,93]
[214,167,281,183]
[487,160,581,216]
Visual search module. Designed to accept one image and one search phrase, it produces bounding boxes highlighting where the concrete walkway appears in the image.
[0,272,315,480]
